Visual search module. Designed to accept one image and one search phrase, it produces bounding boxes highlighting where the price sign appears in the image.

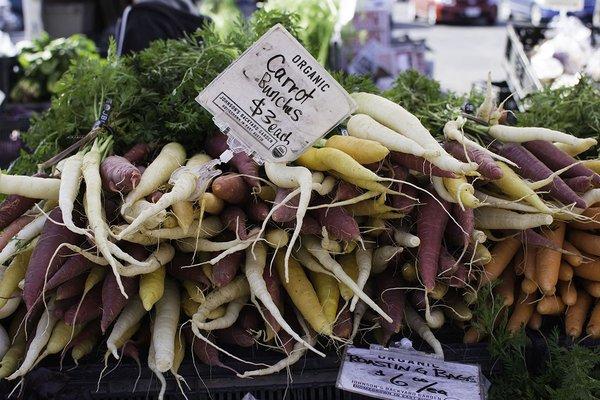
[196,24,356,163]
[337,347,486,400]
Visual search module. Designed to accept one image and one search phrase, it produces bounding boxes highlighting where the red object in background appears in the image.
[413,0,498,24]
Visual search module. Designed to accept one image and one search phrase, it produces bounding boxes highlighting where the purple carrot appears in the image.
[390,151,456,178]
[523,140,600,186]
[64,285,103,325]
[262,267,282,336]
[23,207,83,310]
[444,140,503,180]
[56,274,87,301]
[417,191,450,291]
[167,253,211,287]
[281,215,322,235]
[46,253,95,291]
[122,143,151,165]
[272,188,299,223]
[0,194,36,230]
[391,180,418,214]
[375,269,405,343]
[221,206,249,240]
[312,202,360,241]
[101,274,139,332]
[205,132,260,187]
[445,203,474,247]
[564,176,594,192]
[100,155,141,193]
[498,143,586,208]
[53,297,79,320]
[438,246,459,277]
[410,290,427,310]
[212,251,243,287]
[217,325,255,347]
[335,181,362,201]
[246,197,270,222]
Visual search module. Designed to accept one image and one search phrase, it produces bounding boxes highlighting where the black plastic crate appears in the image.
[0,56,18,98]
[0,334,496,400]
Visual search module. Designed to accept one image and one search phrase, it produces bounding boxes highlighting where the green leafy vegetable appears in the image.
[11,33,99,103]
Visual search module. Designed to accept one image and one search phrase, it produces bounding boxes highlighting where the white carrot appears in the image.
[405,305,443,357]
[138,216,222,240]
[0,213,46,265]
[350,247,372,312]
[193,276,250,324]
[243,243,323,356]
[293,247,338,277]
[122,142,186,213]
[107,296,147,359]
[237,313,314,378]
[474,191,544,213]
[372,245,403,274]
[303,235,392,323]
[153,278,180,372]
[474,208,553,230]
[58,151,87,235]
[7,299,58,379]
[488,124,596,148]
[443,118,517,167]
[350,299,368,341]
[177,237,246,253]
[0,174,60,200]
[122,200,168,230]
[118,244,175,277]
[393,229,420,248]
[351,92,477,174]
[117,155,209,239]
[194,295,248,331]
[347,114,429,157]
[264,162,313,282]
[81,138,127,297]
[148,335,167,400]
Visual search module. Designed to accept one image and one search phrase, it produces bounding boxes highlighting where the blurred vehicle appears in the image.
[408,0,498,24]
[500,0,596,25]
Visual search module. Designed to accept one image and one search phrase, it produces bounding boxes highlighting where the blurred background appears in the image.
[0,0,598,167]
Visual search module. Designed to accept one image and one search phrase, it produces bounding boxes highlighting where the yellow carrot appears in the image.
[140,266,166,310]
[325,135,389,164]
[309,271,340,325]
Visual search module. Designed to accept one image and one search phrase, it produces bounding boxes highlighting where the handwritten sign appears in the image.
[336,347,485,400]
[196,24,356,163]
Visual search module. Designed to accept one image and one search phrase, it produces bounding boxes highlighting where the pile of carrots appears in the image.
[0,75,600,397]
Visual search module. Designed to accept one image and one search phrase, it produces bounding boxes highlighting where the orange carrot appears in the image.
[535,222,566,295]
[521,278,538,294]
[507,292,535,334]
[523,247,537,280]
[568,230,600,257]
[573,260,600,281]
[565,290,591,338]
[562,240,583,267]
[463,326,485,344]
[537,295,565,315]
[496,265,515,307]
[582,280,600,297]
[586,300,600,338]
[570,207,600,230]
[558,280,577,306]
[527,311,542,331]
[513,249,525,275]
[481,237,521,284]
[558,262,573,281]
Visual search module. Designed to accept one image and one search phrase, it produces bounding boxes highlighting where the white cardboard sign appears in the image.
[337,347,485,400]
[196,24,356,163]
